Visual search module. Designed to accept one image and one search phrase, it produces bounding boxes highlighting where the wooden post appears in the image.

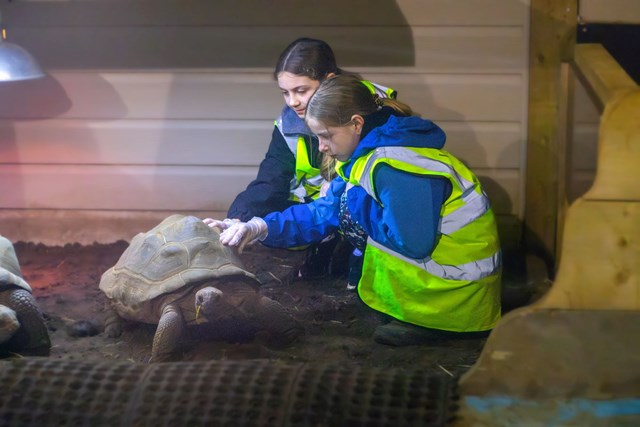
[524,0,577,272]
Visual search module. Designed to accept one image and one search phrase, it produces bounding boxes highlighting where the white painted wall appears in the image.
[0,0,530,245]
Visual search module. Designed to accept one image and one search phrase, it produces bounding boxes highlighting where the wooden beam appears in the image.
[572,43,637,112]
[524,0,577,271]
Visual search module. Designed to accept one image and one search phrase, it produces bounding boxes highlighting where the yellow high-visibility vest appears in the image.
[337,146,502,332]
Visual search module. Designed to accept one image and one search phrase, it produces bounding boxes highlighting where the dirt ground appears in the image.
[9,240,495,377]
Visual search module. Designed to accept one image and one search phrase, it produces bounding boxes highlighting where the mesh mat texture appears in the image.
[0,358,459,427]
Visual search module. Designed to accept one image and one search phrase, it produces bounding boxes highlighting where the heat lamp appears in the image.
[0,9,44,82]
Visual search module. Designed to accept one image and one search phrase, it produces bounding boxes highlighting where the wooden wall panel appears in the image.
[569,79,601,201]
[0,210,523,248]
[573,77,602,123]
[0,72,523,121]
[579,0,640,24]
[6,26,524,71]
[5,0,527,27]
[0,165,519,215]
[0,120,273,166]
[0,120,521,169]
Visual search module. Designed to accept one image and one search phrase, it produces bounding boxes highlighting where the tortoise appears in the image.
[99,214,303,362]
[0,236,51,357]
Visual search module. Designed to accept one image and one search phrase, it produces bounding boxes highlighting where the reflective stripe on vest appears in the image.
[367,237,500,281]
[360,80,398,99]
[274,118,322,201]
[349,146,492,237]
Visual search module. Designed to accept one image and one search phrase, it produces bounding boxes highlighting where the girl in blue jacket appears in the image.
[206,74,501,346]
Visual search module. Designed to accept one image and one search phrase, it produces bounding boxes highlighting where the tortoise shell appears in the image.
[99,215,258,308]
[0,236,31,292]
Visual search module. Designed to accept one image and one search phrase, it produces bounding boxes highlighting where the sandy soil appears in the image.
[9,241,490,377]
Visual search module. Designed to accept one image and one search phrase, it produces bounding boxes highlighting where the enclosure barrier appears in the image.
[0,358,458,427]
[455,44,640,424]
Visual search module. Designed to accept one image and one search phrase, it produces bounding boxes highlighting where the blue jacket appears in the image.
[262,111,451,260]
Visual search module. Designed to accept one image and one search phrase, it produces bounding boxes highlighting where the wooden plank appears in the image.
[4,0,527,27]
[587,90,640,201]
[0,165,520,215]
[0,120,274,166]
[0,209,522,247]
[524,0,577,267]
[409,27,524,72]
[572,44,638,112]
[6,26,524,71]
[0,72,524,122]
[0,119,522,169]
[0,209,228,246]
[579,0,640,24]
[542,201,640,308]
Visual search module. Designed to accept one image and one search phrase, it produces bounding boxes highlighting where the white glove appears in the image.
[203,217,240,232]
[219,217,268,253]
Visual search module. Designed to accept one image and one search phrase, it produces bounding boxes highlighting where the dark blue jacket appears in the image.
[261,109,452,260]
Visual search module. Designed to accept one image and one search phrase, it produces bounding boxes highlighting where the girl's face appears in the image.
[277,72,321,118]
[306,115,363,162]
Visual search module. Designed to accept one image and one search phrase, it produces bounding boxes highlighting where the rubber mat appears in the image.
[0,358,459,426]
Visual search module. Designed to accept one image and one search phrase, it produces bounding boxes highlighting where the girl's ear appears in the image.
[325,72,336,79]
[351,115,365,134]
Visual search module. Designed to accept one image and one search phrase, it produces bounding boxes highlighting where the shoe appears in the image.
[373,321,452,346]
[374,320,491,346]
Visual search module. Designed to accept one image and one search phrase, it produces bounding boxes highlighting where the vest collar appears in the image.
[280,106,311,136]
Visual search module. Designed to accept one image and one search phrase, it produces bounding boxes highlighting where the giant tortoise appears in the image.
[99,214,303,362]
[0,236,51,357]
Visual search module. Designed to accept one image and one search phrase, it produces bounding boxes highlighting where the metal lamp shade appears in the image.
[0,40,45,82]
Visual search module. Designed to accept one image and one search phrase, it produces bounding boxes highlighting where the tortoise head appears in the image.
[195,286,224,322]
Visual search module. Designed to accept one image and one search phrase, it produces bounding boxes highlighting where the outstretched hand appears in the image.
[218,217,268,253]
[203,217,240,232]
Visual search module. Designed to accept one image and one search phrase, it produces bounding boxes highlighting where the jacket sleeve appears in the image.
[347,164,451,259]
[260,179,344,248]
[227,126,299,221]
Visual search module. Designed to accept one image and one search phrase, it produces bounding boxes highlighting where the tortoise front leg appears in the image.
[151,303,185,363]
[104,306,126,338]
[0,288,51,356]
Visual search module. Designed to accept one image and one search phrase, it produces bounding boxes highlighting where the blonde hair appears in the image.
[306,74,413,127]
[321,155,337,181]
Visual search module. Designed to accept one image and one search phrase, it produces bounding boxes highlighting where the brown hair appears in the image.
[274,38,343,81]
[305,74,412,127]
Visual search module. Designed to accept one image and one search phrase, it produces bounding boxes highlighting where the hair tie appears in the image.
[373,94,384,109]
